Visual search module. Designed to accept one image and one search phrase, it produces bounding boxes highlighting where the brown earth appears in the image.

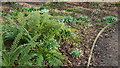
[93,23,118,66]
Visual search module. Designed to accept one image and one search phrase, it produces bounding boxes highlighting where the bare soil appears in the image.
[93,23,118,66]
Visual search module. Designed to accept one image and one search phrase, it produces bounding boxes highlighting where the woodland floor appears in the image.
[1,2,119,66]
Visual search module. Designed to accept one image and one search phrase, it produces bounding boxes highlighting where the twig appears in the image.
[87,23,114,68]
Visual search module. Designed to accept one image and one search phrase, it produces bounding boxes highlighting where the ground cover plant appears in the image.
[1,2,119,66]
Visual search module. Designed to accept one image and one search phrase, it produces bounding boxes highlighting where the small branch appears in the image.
[87,23,114,68]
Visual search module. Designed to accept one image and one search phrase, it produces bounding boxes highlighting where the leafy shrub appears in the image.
[103,16,118,23]
[2,11,75,66]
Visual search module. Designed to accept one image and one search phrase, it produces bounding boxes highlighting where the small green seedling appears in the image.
[70,48,83,57]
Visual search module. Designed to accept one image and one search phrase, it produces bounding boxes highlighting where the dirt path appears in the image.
[93,23,118,66]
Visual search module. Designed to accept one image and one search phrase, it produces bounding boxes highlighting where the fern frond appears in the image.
[2,51,10,66]
[11,32,22,51]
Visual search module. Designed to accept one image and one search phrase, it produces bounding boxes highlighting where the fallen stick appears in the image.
[87,22,114,68]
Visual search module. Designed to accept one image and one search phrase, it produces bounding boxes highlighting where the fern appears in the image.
[2,51,10,66]
[36,54,44,66]
[11,32,23,51]
[2,24,19,41]
[2,11,76,66]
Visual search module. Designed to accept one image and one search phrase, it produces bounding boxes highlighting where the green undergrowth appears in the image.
[1,10,78,66]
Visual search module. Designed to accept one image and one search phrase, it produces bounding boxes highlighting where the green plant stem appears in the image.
[87,22,114,68]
